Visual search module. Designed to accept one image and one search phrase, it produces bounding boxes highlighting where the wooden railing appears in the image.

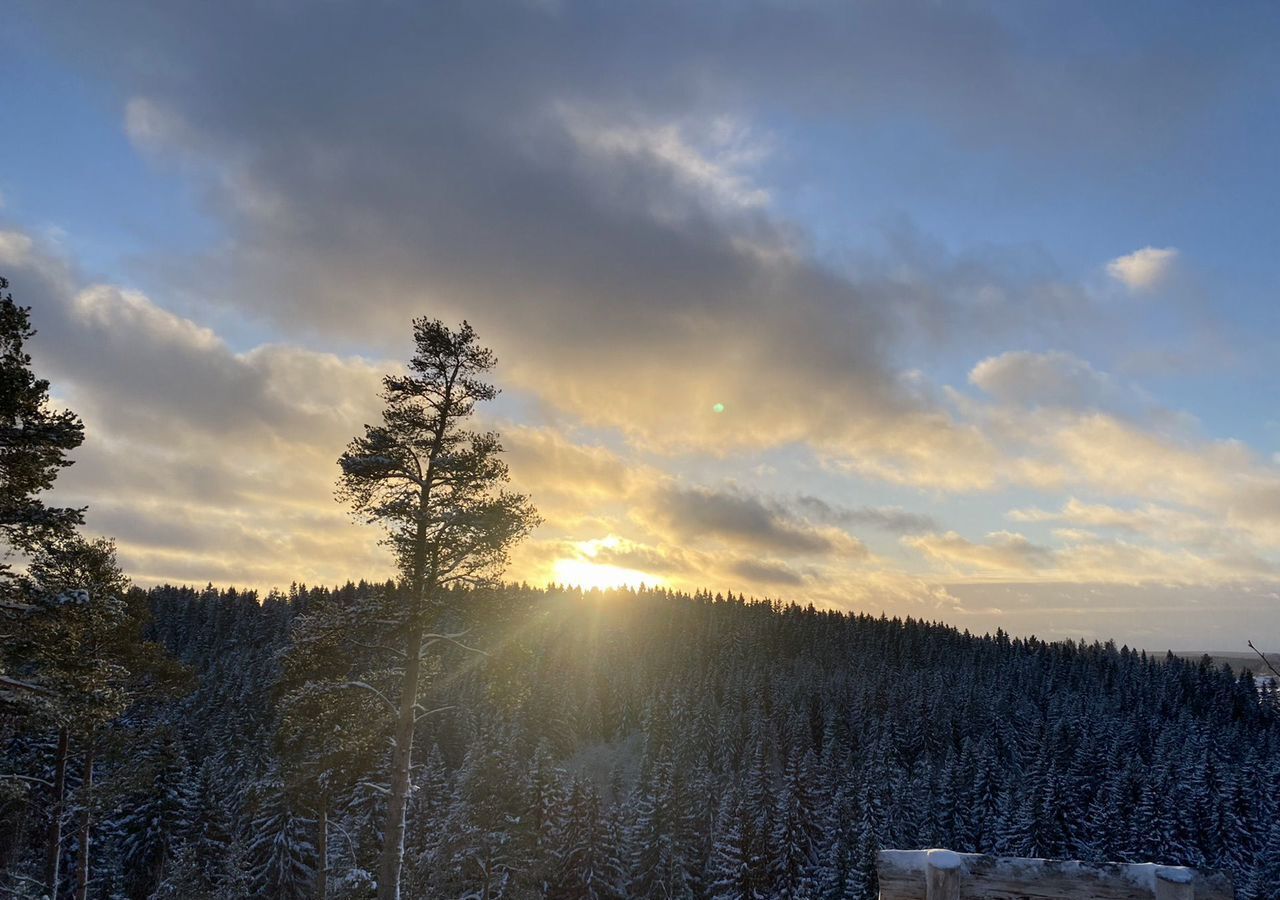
[877,849,1235,900]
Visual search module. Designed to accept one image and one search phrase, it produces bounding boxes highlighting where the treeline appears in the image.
[6,581,1280,898]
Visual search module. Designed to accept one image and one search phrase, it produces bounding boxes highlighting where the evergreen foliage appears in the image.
[7,581,1277,898]
[0,276,84,595]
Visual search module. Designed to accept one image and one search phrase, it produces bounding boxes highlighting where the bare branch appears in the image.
[421,630,488,658]
[332,681,398,715]
[348,639,407,660]
[327,818,362,861]
[414,704,455,723]
[1247,640,1280,680]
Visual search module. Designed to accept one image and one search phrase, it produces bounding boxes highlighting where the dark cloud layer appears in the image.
[20,0,1254,465]
[729,558,805,587]
[649,485,838,555]
[795,495,938,534]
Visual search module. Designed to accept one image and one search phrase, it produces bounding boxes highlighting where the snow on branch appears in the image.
[331,680,398,715]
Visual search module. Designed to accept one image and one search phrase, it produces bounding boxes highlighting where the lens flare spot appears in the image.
[712,402,725,413]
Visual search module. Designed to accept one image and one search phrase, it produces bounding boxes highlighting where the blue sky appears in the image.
[1,24,215,278]
[5,1,1280,650]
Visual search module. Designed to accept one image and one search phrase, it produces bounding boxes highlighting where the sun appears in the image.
[552,558,658,591]
[551,536,663,591]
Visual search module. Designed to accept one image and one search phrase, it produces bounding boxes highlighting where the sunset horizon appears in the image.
[7,0,1280,650]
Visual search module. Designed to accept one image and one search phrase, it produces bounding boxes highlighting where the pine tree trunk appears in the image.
[316,801,328,900]
[377,619,424,900]
[376,408,446,900]
[74,745,94,900]
[45,726,70,900]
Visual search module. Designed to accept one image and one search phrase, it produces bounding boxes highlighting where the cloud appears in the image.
[123,97,186,154]
[902,524,1264,585]
[4,232,902,599]
[1010,498,1213,541]
[643,485,865,557]
[12,222,1280,604]
[1010,496,1280,575]
[589,539,697,578]
[1107,246,1178,291]
[1046,415,1265,514]
[905,530,1054,576]
[561,108,772,213]
[0,232,398,585]
[17,0,1221,483]
[728,558,805,587]
[794,496,939,534]
[969,350,1137,411]
[501,425,648,511]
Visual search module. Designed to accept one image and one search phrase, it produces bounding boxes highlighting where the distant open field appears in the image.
[1174,650,1280,676]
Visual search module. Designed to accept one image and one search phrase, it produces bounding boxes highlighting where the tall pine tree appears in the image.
[337,319,538,900]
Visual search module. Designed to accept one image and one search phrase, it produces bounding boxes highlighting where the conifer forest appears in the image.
[8,580,1280,899]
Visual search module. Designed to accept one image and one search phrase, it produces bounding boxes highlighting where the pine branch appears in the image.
[0,675,53,695]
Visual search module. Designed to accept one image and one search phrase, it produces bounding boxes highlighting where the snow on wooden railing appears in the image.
[877,849,1235,900]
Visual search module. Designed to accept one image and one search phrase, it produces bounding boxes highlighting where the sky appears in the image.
[4,1,1280,651]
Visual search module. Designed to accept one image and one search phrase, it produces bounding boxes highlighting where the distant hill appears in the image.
[1173,650,1280,676]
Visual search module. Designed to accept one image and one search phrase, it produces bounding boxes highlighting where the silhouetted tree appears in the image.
[1,275,85,693]
[336,318,538,900]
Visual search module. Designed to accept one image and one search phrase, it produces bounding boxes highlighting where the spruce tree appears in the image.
[402,743,451,890]
[20,536,182,900]
[627,750,693,898]
[1247,817,1280,900]
[706,789,756,900]
[847,786,880,900]
[551,778,625,900]
[276,590,392,900]
[248,776,316,900]
[527,739,568,892]
[771,750,821,895]
[117,731,195,900]
[190,759,235,891]
[438,727,529,897]
[0,276,84,609]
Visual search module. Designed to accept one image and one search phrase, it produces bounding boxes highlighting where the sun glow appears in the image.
[551,536,663,591]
